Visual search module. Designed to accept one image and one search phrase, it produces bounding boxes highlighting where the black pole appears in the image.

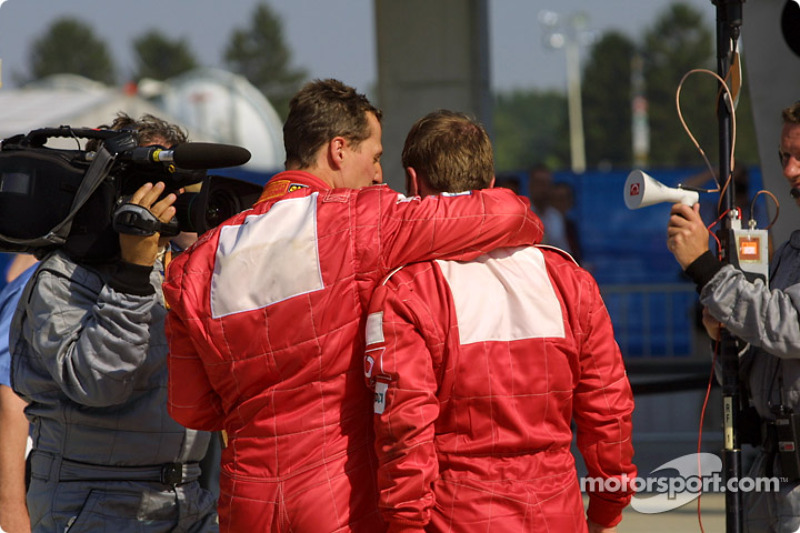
[711,1,744,532]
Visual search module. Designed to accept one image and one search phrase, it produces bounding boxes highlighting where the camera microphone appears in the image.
[172,143,252,169]
[122,143,252,170]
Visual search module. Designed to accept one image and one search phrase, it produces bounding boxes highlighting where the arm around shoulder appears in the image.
[363,186,544,270]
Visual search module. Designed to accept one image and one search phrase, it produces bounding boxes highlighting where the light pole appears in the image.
[631,53,650,168]
[538,10,592,174]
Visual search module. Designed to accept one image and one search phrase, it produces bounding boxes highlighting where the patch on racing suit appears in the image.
[211,194,323,318]
[373,376,390,415]
[258,180,308,202]
[365,312,384,346]
[365,311,388,413]
[364,354,375,379]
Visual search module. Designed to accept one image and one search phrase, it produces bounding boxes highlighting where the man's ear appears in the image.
[405,167,420,196]
[328,137,346,169]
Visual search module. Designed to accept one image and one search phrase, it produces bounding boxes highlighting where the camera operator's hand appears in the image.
[119,182,177,267]
[666,203,709,270]
[701,305,723,341]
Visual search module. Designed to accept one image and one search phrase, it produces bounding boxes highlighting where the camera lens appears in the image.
[204,190,239,230]
[173,192,200,232]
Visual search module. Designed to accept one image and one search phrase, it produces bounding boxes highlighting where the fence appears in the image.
[601,282,700,360]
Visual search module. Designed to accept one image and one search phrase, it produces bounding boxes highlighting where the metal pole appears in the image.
[538,10,588,174]
[711,1,744,531]
[565,38,586,174]
[631,53,649,168]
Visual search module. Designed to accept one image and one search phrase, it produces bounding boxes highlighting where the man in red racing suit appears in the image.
[162,80,543,532]
[365,110,636,532]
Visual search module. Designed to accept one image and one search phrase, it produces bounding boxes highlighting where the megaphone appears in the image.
[624,169,699,209]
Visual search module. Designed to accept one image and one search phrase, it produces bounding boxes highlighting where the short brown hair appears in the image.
[782,101,800,125]
[283,79,382,169]
[402,110,494,193]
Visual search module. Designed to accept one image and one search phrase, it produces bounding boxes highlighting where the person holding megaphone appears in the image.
[666,101,800,532]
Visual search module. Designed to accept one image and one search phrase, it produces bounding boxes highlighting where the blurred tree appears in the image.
[641,2,759,168]
[493,89,569,172]
[27,17,115,85]
[132,30,198,81]
[581,31,637,169]
[488,1,761,175]
[224,2,308,119]
[642,2,716,167]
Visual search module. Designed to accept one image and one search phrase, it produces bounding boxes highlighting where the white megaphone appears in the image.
[624,169,699,209]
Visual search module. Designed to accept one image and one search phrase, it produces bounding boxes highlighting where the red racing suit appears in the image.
[364,245,636,532]
[162,171,543,532]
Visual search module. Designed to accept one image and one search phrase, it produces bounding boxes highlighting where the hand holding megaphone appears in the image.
[624,170,699,209]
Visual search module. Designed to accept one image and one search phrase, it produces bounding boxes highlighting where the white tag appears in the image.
[374,381,388,414]
[365,312,384,346]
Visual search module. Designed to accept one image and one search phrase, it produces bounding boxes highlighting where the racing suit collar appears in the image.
[257,171,331,204]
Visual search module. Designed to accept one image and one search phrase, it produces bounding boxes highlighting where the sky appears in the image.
[0,0,718,95]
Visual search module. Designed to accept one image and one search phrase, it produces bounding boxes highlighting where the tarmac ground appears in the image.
[592,493,726,532]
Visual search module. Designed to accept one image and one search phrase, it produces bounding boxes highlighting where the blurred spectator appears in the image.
[528,164,574,255]
[551,181,582,264]
[0,254,38,533]
[3,256,37,286]
[494,173,521,195]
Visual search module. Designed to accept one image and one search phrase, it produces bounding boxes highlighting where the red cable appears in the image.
[696,332,721,532]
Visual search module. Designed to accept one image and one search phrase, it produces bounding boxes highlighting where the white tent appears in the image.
[0,74,203,149]
[140,67,285,174]
[0,70,285,176]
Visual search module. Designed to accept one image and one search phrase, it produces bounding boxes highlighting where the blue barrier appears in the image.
[511,166,766,359]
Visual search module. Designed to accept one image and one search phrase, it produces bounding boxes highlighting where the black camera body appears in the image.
[0,126,259,262]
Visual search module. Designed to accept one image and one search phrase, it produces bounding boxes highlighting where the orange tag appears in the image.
[257,181,309,203]
[738,236,761,262]
[258,180,291,202]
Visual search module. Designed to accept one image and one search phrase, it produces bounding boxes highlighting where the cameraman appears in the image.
[10,114,218,532]
[667,101,800,532]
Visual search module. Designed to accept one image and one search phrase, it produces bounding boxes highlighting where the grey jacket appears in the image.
[701,230,800,420]
[10,250,209,466]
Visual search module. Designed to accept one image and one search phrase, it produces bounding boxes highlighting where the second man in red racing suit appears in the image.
[365,246,636,532]
[364,110,636,532]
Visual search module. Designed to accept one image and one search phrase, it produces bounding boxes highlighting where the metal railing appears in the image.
[600,282,700,360]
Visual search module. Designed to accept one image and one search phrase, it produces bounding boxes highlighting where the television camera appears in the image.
[0,125,262,262]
